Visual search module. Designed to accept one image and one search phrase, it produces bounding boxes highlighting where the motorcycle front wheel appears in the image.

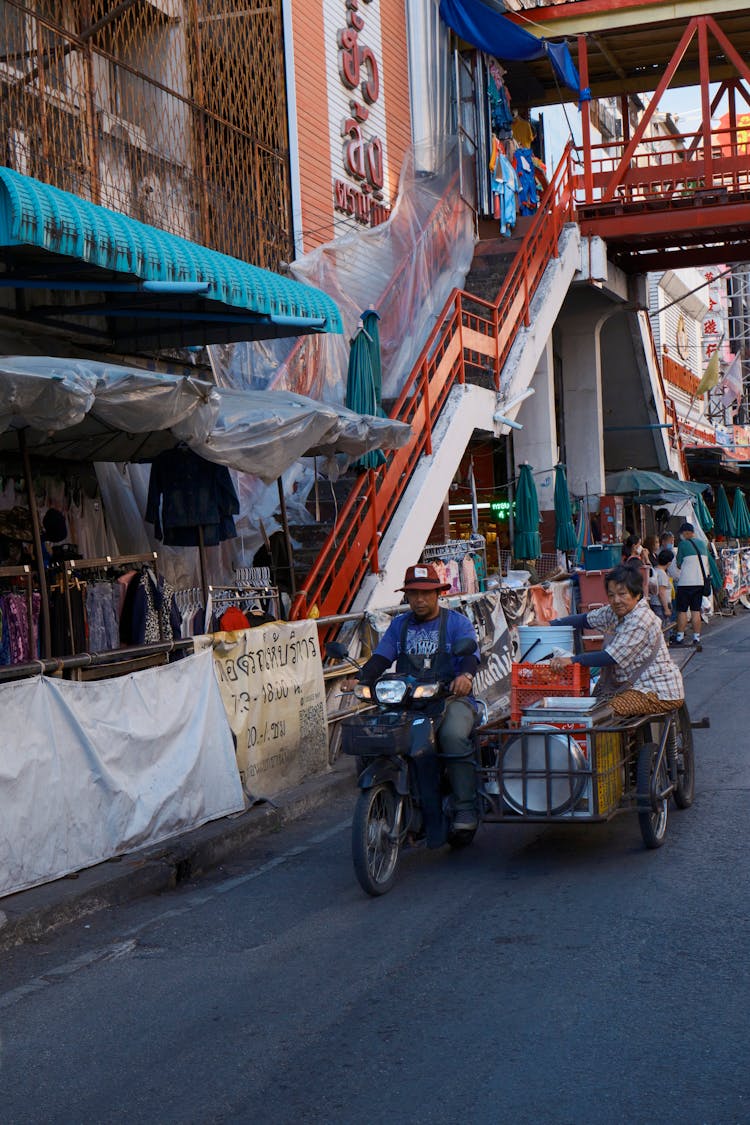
[352,783,401,896]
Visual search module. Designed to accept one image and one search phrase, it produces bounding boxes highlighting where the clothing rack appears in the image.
[234,566,272,587]
[422,535,486,562]
[421,536,487,594]
[59,552,161,653]
[0,564,35,663]
[206,580,280,629]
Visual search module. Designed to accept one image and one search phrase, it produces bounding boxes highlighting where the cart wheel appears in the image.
[637,742,669,849]
[673,705,695,809]
[352,783,401,896]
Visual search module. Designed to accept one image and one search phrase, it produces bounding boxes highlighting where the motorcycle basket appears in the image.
[340,711,414,757]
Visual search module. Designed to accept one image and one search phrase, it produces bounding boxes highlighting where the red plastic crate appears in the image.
[510,662,591,723]
[577,570,608,607]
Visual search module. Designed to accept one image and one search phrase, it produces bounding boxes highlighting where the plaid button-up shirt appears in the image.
[586,598,684,701]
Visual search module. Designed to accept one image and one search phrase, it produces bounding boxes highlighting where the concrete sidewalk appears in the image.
[0,757,356,954]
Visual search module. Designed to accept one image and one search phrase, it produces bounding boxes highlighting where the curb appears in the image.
[0,758,356,954]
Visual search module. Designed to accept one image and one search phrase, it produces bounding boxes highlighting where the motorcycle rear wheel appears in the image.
[352,783,401,896]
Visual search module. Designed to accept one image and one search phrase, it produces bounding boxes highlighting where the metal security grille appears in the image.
[0,0,293,269]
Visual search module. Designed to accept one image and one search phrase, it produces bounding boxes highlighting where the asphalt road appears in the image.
[2,610,749,1125]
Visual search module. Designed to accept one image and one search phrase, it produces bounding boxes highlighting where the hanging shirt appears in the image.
[512,116,535,149]
[513,147,538,215]
[146,447,239,548]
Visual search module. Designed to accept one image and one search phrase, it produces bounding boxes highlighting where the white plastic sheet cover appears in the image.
[0,649,243,898]
[192,387,411,482]
[0,355,219,460]
[209,137,475,404]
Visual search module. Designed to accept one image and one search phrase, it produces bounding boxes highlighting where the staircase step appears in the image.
[288,522,330,549]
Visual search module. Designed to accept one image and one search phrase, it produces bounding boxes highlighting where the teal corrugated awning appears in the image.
[0,168,342,349]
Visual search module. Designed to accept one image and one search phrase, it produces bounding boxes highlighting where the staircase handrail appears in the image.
[290,142,575,621]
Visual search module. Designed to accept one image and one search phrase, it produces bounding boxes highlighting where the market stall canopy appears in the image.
[439,0,580,95]
[0,356,219,461]
[0,169,342,350]
[605,468,709,503]
[0,356,412,478]
[190,387,411,483]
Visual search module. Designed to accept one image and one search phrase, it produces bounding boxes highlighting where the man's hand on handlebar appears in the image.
[450,673,474,697]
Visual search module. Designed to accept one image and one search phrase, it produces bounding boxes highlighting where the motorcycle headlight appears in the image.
[374,679,408,704]
[413,684,440,699]
[354,683,372,700]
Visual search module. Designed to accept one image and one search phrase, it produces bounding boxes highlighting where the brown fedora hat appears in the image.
[398,563,451,592]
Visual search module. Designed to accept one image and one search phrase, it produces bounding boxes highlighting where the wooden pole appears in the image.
[197,525,209,613]
[17,429,51,658]
[277,478,297,600]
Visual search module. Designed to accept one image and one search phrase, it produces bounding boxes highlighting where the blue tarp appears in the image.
[439,0,580,95]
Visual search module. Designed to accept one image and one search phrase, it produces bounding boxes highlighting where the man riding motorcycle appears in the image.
[357,564,481,830]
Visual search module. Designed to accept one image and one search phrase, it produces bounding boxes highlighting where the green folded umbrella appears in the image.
[714,484,736,538]
[361,309,383,416]
[708,551,723,592]
[346,319,385,471]
[692,492,714,534]
[732,488,750,539]
[553,464,577,552]
[514,463,542,560]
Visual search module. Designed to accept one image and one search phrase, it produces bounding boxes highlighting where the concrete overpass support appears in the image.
[513,336,558,512]
[559,309,606,498]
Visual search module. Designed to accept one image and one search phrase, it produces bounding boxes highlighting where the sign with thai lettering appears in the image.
[325,0,391,229]
[197,621,328,800]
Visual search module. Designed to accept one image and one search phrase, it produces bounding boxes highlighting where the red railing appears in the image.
[571,122,750,209]
[290,143,575,621]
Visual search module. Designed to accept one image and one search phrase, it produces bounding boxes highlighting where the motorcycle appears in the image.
[340,637,486,896]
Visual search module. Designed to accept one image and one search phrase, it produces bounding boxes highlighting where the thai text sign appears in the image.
[198,621,328,800]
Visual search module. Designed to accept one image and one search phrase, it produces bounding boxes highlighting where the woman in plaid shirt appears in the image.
[549,565,684,717]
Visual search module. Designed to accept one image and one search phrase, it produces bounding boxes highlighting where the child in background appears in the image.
[650,548,675,624]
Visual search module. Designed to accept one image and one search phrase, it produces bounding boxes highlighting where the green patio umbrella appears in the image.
[692,492,714,534]
[708,551,723,593]
[346,317,385,470]
[361,308,383,415]
[553,464,577,551]
[733,488,750,539]
[606,468,697,498]
[714,484,736,538]
[514,463,541,560]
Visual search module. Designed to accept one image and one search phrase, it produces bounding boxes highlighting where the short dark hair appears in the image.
[660,531,674,542]
[624,533,641,550]
[657,548,674,565]
[605,564,644,597]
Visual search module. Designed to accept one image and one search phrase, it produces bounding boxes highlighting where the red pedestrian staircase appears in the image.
[289,144,576,623]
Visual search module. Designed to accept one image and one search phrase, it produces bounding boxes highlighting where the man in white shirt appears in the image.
[673,522,710,646]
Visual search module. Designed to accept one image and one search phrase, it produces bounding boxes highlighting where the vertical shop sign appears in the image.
[702,269,729,366]
[333,0,391,227]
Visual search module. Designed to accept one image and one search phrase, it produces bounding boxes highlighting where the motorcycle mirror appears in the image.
[452,637,477,656]
[325,642,349,661]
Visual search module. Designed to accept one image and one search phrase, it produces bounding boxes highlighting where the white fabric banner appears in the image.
[0,649,243,899]
[195,620,328,800]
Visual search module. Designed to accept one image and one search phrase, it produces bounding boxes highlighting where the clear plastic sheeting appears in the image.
[209,137,476,404]
[0,355,219,461]
[0,356,408,480]
[190,388,411,483]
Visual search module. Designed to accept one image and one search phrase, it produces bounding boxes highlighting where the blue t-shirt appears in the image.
[374,610,480,679]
